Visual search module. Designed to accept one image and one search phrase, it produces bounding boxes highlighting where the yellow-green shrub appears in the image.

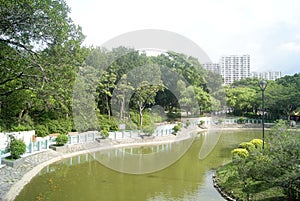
[231,148,249,158]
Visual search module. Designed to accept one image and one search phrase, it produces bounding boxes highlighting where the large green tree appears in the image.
[0,0,85,130]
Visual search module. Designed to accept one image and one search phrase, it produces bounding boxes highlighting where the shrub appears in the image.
[101,129,109,138]
[185,120,191,127]
[237,117,245,124]
[10,137,26,159]
[142,124,156,135]
[199,120,205,126]
[35,125,49,137]
[47,119,73,134]
[238,142,256,151]
[149,112,163,123]
[173,123,182,133]
[231,148,249,158]
[55,134,69,146]
[218,118,224,124]
[10,124,33,132]
[250,139,263,149]
[98,115,119,132]
[167,112,180,122]
[173,125,180,133]
[125,120,138,130]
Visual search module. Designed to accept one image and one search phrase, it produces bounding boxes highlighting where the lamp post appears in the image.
[259,80,268,149]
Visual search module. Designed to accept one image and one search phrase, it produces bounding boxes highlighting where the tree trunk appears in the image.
[106,96,110,119]
[18,109,25,127]
[139,105,143,129]
[120,95,125,120]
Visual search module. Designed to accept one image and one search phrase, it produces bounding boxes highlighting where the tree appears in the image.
[177,81,198,116]
[261,121,300,199]
[226,86,259,116]
[219,120,300,200]
[127,64,163,128]
[96,70,117,119]
[0,0,85,130]
[0,0,84,96]
[265,81,300,120]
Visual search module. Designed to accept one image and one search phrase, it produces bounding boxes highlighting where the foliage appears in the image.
[125,120,138,130]
[101,129,109,138]
[142,124,156,135]
[231,148,249,158]
[250,139,263,149]
[9,136,26,159]
[173,123,183,133]
[35,125,49,137]
[166,112,181,122]
[237,117,245,124]
[55,134,69,146]
[0,0,85,131]
[185,120,191,127]
[238,142,256,151]
[218,120,300,200]
[10,125,34,132]
[226,76,300,120]
[47,119,73,134]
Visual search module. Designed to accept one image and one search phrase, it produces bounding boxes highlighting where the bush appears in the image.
[10,137,26,159]
[101,129,109,138]
[47,119,73,134]
[149,112,163,123]
[173,123,182,133]
[237,117,245,124]
[125,120,138,130]
[98,115,119,132]
[185,120,191,127]
[142,124,156,135]
[55,134,69,146]
[167,112,180,122]
[238,142,256,151]
[199,120,205,126]
[35,124,49,137]
[250,139,263,149]
[173,125,180,133]
[218,118,224,124]
[231,148,249,158]
[10,124,33,132]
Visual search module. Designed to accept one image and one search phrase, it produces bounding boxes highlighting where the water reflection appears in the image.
[15,130,261,201]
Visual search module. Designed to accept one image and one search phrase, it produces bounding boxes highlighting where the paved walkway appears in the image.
[0,150,61,201]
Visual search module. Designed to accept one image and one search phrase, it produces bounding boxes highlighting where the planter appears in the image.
[2,157,25,168]
[49,144,68,152]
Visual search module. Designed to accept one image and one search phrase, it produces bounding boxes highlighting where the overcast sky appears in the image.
[65,0,300,75]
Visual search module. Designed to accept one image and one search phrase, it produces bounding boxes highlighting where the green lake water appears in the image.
[15,130,262,201]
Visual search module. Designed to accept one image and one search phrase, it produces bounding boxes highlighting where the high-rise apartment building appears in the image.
[250,71,282,80]
[201,63,220,74]
[220,55,250,84]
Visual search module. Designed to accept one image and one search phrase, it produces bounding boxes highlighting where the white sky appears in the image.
[65,0,300,75]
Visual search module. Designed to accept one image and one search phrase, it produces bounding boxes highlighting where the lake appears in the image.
[15,130,261,201]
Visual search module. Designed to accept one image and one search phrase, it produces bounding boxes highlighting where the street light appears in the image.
[259,80,268,149]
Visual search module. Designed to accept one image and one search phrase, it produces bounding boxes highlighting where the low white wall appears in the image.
[0,130,35,151]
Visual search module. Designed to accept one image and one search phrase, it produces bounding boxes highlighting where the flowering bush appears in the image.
[231,148,249,158]
[250,139,263,149]
[238,142,255,151]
